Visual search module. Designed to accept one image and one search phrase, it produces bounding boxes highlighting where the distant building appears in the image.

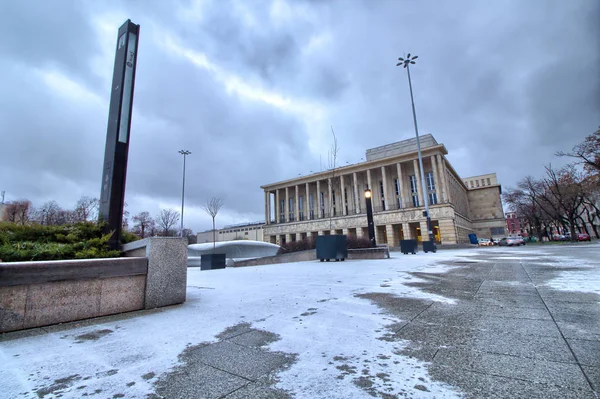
[196,221,264,243]
[505,211,523,235]
[260,134,506,246]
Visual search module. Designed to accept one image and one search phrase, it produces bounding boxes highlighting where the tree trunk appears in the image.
[212,218,216,254]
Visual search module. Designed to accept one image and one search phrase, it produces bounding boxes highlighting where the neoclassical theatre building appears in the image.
[261,135,506,246]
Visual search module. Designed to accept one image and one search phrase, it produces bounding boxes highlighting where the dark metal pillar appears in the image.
[99,20,140,250]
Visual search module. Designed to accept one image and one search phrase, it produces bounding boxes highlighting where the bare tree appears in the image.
[202,197,224,252]
[73,196,99,223]
[3,200,31,225]
[132,211,155,238]
[327,126,340,230]
[556,127,600,176]
[538,164,586,241]
[156,209,180,236]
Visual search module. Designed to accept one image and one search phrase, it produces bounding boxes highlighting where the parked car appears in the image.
[553,234,567,241]
[478,238,491,246]
[577,233,591,242]
[515,236,526,245]
[498,237,521,247]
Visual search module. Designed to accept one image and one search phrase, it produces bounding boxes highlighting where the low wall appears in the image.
[0,237,188,334]
[234,247,390,267]
[234,250,317,267]
[347,248,387,260]
[0,257,147,333]
[122,237,188,309]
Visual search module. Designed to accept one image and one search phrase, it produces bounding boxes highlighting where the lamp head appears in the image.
[364,189,372,198]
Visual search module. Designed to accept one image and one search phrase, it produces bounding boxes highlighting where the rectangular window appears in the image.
[476,180,480,187]
[470,181,474,188]
[394,178,400,196]
[379,181,385,209]
[410,175,419,207]
[426,172,436,191]
[289,198,294,221]
[279,199,285,222]
[487,178,491,185]
[332,190,336,216]
[397,197,402,209]
[344,187,349,215]
[429,192,438,205]
[309,194,314,219]
[299,196,304,221]
[410,175,418,193]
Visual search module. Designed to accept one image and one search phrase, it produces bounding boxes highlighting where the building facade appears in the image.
[261,135,505,246]
[196,222,264,243]
[505,211,523,235]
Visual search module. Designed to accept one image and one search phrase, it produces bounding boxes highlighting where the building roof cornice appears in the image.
[261,144,449,190]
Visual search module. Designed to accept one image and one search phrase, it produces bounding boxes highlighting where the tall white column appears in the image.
[295,185,300,222]
[396,162,405,209]
[340,174,347,215]
[316,180,321,218]
[305,182,311,220]
[381,166,389,211]
[275,189,280,223]
[353,172,360,214]
[367,169,372,190]
[437,154,448,202]
[328,178,333,216]
[285,187,289,222]
[413,159,424,207]
[265,191,270,224]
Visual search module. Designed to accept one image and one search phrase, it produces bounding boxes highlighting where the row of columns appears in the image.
[273,219,442,246]
[266,155,449,224]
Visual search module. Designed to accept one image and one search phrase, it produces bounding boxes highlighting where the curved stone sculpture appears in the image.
[188,240,280,267]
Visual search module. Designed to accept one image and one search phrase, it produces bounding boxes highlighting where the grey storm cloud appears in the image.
[0,0,598,232]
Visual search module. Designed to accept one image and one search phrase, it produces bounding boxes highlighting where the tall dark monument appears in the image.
[99,20,140,250]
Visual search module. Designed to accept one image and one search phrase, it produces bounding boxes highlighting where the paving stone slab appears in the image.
[557,321,600,341]
[567,339,600,366]
[473,331,576,363]
[471,293,547,309]
[433,347,590,391]
[195,341,294,381]
[228,329,280,349]
[354,293,433,321]
[456,301,552,320]
[582,366,600,393]
[152,361,249,399]
[223,382,291,399]
[395,323,576,363]
[413,301,553,324]
[536,290,600,303]
[427,364,594,399]
[414,310,562,338]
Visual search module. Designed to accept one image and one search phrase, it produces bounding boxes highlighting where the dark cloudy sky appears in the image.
[1,0,598,232]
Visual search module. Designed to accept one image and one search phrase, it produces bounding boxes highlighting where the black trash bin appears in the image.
[201,253,226,270]
[316,235,348,261]
[422,241,437,253]
[400,239,418,255]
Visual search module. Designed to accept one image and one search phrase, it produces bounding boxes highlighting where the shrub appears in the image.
[347,235,373,249]
[0,222,128,262]
[277,237,316,255]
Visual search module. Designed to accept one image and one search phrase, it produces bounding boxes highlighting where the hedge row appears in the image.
[0,222,139,262]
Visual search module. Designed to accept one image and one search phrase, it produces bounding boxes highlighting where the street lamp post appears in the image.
[364,189,376,247]
[397,53,435,246]
[178,150,191,238]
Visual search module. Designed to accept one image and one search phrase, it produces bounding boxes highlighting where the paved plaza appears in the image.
[1,244,599,398]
